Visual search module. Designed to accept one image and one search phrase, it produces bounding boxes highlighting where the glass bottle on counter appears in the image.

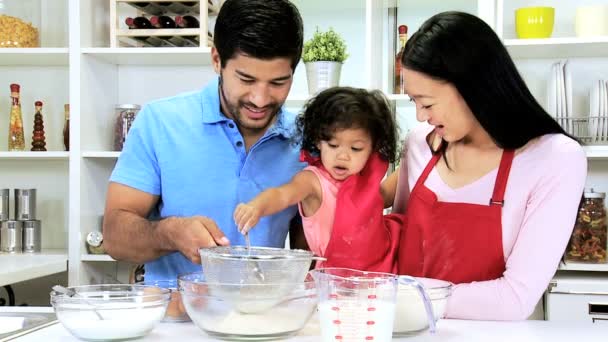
[31,101,46,151]
[114,104,141,151]
[565,188,607,263]
[394,25,408,94]
[8,83,25,151]
[63,103,69,151]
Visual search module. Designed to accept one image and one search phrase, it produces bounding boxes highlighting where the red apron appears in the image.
[398,148,515,284]
[319,152,403,273]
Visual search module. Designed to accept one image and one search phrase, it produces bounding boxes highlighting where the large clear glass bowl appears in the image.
[50,284,170,341]
[178,271,317,341]
[393,277,453,336]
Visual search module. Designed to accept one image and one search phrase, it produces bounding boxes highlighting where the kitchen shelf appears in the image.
[81,254,116,262]
[558,262,608,272]
[82,151,121,158]
[583,146,608,159]
[0,48,69,66]
[81,47,212,65]
[504,37,608,59]
[0,250,67,287]
[0,152,69,160]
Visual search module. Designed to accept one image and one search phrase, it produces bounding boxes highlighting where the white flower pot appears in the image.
[305,61,342,95]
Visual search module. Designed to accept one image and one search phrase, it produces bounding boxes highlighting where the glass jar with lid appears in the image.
[0,0,40,48]
[114,104,141,151]
[564,188,608,263]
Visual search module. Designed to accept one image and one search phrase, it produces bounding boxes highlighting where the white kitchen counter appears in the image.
[3,306,608,341]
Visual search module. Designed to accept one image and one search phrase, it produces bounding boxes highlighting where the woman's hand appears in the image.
[233,203,262,234]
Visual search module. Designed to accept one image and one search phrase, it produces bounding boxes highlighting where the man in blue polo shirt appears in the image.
[102,0,305,281]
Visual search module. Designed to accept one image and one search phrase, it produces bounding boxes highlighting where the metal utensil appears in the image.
[52,285,104,320]
[244,233,265,282]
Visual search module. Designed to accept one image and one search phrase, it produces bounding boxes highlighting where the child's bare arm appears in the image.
[380,167,399,208]
[234,170,318,233]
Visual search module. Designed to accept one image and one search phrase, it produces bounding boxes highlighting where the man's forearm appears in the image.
[102,209,174,264]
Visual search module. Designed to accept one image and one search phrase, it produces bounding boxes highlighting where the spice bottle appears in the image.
[8,83,25,151]
[86,231,105,255]
[565,188,607,263]
[31,101,47,151]
[114,104,140,151]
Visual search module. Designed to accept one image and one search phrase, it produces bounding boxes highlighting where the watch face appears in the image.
[86,231,103,247]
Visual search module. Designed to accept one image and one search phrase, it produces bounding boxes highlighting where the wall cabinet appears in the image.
[1,0,607,319]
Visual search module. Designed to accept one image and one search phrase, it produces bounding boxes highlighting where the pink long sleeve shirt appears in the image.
[393,124,587,320]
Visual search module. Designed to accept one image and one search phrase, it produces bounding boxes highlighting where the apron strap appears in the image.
[489,149,515,206]
[413,152,442,190]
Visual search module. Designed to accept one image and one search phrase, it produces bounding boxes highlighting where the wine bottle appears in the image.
[150,16,177,29]
[8,84,25,151]
[175,15,199,28]
[125,17,161,47]
[125,16,153,29]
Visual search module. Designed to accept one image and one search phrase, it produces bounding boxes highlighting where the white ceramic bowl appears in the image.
[393,277,453,336]
[179,271,317,340]
[575,5,608,37]
[50,284,170,341]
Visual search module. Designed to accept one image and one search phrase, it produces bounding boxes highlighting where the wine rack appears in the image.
[110,0,221,48]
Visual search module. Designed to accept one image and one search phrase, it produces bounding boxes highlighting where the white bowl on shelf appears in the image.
[575,5,608,37]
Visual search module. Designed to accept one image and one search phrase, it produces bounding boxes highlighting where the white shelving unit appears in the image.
[80,254,116,262]
[0,250,67,287]
[559,262,608,272]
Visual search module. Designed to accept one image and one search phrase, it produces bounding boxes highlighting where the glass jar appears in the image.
[0,0,40,48]
[114,104,140,151]
[565,188,608,263]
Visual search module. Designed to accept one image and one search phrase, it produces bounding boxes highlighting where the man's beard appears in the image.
[219,76,281,133]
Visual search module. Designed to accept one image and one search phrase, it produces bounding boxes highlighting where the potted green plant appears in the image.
[302,27,349,94]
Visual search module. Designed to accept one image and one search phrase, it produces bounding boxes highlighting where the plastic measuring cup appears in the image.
[311,268,435,341]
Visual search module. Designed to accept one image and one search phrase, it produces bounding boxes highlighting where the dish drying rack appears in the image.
[560,116,608,144]
[110,0,221,48]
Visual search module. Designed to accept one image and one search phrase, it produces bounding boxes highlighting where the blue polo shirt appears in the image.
[109,77,304,281]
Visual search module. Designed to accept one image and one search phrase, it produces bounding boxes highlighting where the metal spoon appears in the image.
[52,285,104,320]
[244,233,265,282]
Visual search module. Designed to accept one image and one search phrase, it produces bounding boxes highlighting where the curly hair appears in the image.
[295,87,399,163]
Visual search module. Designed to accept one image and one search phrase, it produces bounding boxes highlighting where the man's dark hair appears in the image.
[213,0,304,71]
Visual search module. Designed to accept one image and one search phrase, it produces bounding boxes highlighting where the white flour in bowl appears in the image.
[186,298,316,337]
[56,306,166,340]
[393,289,447,334]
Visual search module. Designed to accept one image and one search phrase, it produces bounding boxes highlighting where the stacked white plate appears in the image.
[546,60,572,133]
[589,80,608,143]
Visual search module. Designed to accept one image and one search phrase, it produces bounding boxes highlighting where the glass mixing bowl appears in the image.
[393,277,453,336]
[50,284,170,341]
[178,271,317,341]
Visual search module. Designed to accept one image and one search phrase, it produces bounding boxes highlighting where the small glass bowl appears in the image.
[393,277,453,336]
[50,284,170,341]
[178,271,317,340]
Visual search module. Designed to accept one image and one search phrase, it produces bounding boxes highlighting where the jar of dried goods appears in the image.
[565,188,607,263]
[114,104,140,151]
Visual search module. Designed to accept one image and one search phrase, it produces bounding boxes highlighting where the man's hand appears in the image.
[158,216,230,264]
[233,203,262,234]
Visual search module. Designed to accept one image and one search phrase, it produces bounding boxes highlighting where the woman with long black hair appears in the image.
[382,11,587,320]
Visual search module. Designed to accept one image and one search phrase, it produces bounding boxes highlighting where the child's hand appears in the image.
[233,203,261,234]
